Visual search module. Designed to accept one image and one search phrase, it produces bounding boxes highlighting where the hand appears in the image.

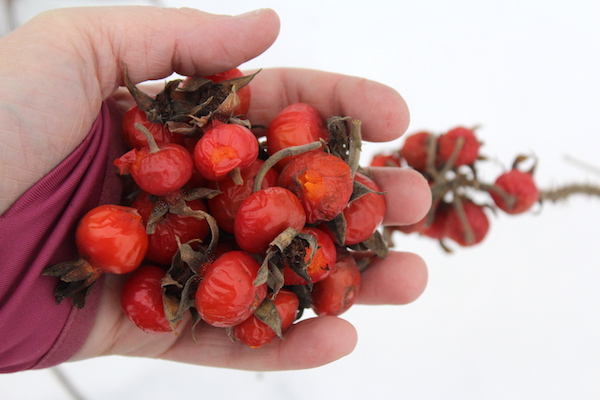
[0,6,431,370]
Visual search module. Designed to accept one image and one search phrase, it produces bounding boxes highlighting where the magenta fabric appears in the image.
[0,99,126,373]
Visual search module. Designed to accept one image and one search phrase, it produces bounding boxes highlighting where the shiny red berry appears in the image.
[193,123,259,181]
[234,187,307,254]
[196,251,267,328]
[121,265,175,333]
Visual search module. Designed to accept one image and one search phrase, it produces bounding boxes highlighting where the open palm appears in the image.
[0,6,430,371]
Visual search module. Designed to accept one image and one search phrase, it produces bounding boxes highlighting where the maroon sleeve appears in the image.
[0,99,127,373]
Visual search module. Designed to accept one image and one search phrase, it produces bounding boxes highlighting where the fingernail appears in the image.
[234,8,265,18]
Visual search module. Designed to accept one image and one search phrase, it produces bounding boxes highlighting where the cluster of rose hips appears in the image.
[371,127,540,251]
[43,67,388,348]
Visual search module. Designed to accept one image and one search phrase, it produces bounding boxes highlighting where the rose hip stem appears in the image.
[252,141,324,193]
[540,183,600,203]
[135,122,160,153]
[451,194,475,245]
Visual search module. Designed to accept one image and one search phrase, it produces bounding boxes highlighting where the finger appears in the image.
[368,166,432,226]
[29,7,280,98]
[86,275,358,371]
[246,68,410,143]
[158,316,357,371]
[357,250,428,305]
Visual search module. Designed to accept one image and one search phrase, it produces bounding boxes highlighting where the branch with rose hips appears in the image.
[371,127,600,252]
[43,64,596,348]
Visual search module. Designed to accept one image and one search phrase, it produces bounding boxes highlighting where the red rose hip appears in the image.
[196,251,267,328]
[234,187,307,254]
[491,169,539,215]
[279,151,353,224]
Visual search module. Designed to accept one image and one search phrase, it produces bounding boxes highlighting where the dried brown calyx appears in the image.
[122,62,258,136]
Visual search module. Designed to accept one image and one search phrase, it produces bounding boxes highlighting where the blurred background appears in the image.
[1,1,600,399]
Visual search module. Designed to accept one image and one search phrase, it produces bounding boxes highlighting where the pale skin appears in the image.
[0,7,432,370]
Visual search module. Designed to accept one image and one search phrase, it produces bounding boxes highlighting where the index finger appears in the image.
[246,67,410,143]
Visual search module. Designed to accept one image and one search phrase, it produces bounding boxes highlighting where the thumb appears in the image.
[31,6,281,98]
[0,7,279,212]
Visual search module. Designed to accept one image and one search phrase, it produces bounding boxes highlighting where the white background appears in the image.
[2,1,600,399]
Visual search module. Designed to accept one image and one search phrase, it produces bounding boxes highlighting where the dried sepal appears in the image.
[161,239,204,329]
[253,297,284,339]
[348,230,389,259]
[42,259,102,309]
[287,285,312,320]
[326,116,351,161]
[326,116,362,177]
[122,62,155,116]
[145,196,169,235]
[122,62,259,132]
[181,187,222,202]
[281,232,318,291]
[176,76,213,92]
[254,228,317,294]
[254,227,300,288]
[348,178,386,204]
[188,308,203,344]
[162,194,220,254]
[323,213,347,247]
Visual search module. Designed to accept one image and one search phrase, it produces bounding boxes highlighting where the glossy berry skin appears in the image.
[234,187,307,254]
[132,191,210,265]
[266,103,330,171]
[122,105,184,150]
[207,159,279,233]
[342,172,386,245]
[121,265,174,333]
[437,126,481,167]
[279,151,353,224]
[204,68,251,116]
[283,226,336,286]
[490,169,539,215]
[311,250,361,317]
[446,199,490,246]
[401,131,434,171]
[193,123,259,181]
[75,204,148,275]
[231,289,299,348]
[114,143,194,196]
[196,251,267,328]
